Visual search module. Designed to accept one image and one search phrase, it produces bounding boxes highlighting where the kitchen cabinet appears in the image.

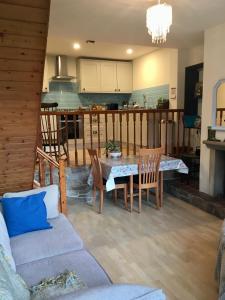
[78,59,132,93]
[100,61,117,93]
[79,60,101,93]
[116,62,133,93]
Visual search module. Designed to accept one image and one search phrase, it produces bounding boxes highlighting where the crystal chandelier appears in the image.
[146,0,172,44]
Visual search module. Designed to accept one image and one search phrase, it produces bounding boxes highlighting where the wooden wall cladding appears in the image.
[0,0,50,194]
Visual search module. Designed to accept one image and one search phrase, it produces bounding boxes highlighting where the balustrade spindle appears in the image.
[119,113,122,154]
[159,112,162,146]
[97,113,101,156]
[105,114,108,146]
[165,112,168,154]
[82,113,86,165]
[140,112,143,148]
[73,115,78,166]
[147,112,150,148]
[89,113,93,150]
[112,113,115,142]
[153,112,156,148]
[126,112,129,155]
[49,162,53,185]
[39,158,46,187]
[133,112,136,155]
[64,115,70,164]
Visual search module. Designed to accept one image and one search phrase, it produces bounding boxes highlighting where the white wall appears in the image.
[133,48,178,109]
[200,22,225,195]
[177,45,204,108]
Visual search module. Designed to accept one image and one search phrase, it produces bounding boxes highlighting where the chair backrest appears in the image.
[138,147,164,186]
[88,149,103,189]
[40,114,60,145]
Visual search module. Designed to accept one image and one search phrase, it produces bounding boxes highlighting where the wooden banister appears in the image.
[39,108,225,166]
[36,147,67,215]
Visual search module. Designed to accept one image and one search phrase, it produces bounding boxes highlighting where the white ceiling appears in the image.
[47,37,157,60]
[47,0,225,59]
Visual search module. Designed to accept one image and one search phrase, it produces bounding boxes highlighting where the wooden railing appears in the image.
[35,147,67,214]
[39,108,225,166]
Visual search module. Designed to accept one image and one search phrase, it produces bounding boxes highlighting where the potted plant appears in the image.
[157,97,169,109]
[105,140,121,158]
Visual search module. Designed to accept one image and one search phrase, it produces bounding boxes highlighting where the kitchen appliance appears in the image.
[106,103,119,110]
[52,55,75,81]
[60,112,82,139]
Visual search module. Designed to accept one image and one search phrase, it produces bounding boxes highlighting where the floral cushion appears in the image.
[0,245,30,300]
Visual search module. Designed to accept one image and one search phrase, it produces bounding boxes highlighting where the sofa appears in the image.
[216,220,225,300]
[1,185,166,299]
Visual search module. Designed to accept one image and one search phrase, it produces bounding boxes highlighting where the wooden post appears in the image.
[59,159,67,215]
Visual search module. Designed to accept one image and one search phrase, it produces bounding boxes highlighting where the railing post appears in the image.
[59,159,67,215]
[39,157,46,187]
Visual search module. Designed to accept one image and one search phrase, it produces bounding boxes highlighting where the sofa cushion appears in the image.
[11,214,83,266]
[2,192,52,238]
[53,284,166,300]
[0,212,16,271]
[17,249,111,289]
[3,184,59,219]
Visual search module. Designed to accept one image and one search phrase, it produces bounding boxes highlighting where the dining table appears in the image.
[88,154,188,211]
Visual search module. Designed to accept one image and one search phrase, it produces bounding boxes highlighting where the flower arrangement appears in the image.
[105,140,121,158]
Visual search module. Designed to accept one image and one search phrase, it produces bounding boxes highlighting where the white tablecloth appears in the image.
[89,155,188,191]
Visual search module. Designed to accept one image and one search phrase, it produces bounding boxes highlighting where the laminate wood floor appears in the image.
[68,193,222,300]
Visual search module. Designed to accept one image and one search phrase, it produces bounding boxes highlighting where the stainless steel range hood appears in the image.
[52,55,75,80]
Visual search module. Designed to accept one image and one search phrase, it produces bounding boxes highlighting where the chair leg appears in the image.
[99,189,104,214]
[113,189,117,203]
[124,185,128,209]
[156,187,160,210]
[138,188,142,213]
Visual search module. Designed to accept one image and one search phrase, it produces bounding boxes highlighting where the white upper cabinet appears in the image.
[78,59,132,93]
[100,61,117,92]
[116,62,133,93]
[79,60,101,92]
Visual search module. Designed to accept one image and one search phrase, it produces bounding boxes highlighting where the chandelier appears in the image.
[146,0,172,44]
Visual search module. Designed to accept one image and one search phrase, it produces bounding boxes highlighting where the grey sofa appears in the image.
[216,220,225,300]
[10,213,166,299]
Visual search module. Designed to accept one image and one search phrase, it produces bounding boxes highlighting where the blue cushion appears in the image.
[2,192,52,237]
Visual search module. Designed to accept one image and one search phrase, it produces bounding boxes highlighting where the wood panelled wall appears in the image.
[0,0,50,194]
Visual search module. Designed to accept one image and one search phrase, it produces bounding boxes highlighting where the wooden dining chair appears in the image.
[88,149,128,213]
[134,147,164,213]
[40,113,69,162]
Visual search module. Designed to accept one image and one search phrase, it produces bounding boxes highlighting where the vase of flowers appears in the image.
[105,140,121,158]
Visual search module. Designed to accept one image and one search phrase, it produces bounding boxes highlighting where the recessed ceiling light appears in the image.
[126,48,133,55]
[73,43,81,50]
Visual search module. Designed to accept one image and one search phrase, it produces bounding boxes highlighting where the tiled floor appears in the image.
[67,180,222,300]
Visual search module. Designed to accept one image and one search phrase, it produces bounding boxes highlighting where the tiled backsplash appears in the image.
[130,84,169,108]
[42,82,169,109]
